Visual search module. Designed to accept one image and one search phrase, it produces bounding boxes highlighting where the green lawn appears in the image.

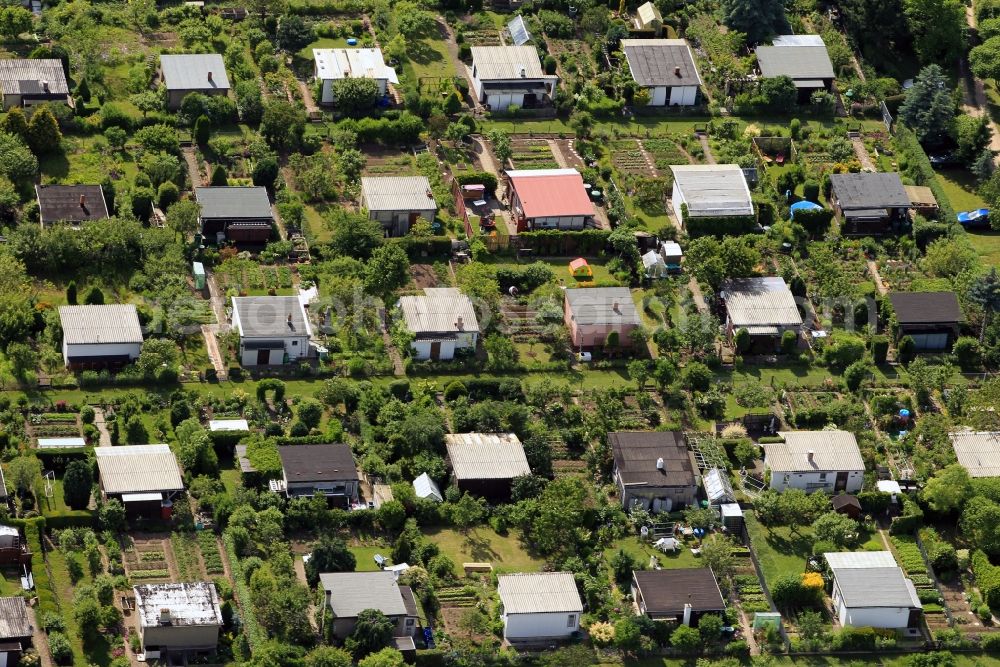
[297,36,352,60]
[745,512,812,588]
[968,229,1000,268]
[605,536,704,571]
[935,167,987,211]
[220,468,241,496]
[727,364,839,389]
[425,526,545,576]
[401,25,457,88]
[350,545,391,571]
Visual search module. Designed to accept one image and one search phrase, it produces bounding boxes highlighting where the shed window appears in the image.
[292,341,298,346]
[819,473,827,481]
[567,614,576,628]
[406,618,414,627]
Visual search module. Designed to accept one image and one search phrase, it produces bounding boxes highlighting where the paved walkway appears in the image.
[964,5,1000,162]
[28,606,54,667]
[867,259,889,295]
[182,147,204,188]
[92,407,112,447]
[852,135,876,171]
[381,329,406,376]
[202,325,228,381]
[698,134,716,164]
[298,79,319,115]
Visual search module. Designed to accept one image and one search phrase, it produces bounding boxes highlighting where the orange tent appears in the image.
[568,257,593,278]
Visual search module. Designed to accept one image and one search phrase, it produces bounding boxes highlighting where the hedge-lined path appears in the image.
[92,407,111,447]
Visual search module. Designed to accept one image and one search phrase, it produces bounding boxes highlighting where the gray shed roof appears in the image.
[830,172,910,210]
[670,164,754,217]
[58,305,143,345]
[498,573,583,614]
[764,430,865,473]
[397,288,479,335]
[471,45,545,80]
[320,571,408,618]
[446,433,531,481]
[564,287,641,326]
[0,59,69,96]
[35,185,109,225]
[160,54,230,91]
[195,187,272,220]
[722,277,802,332]
[95,444,184,495]
[622,39,702,87]
[361,176,437,212]
[232,296,311,338]
[755,45,835,81]
[826,553,921,609]
[889,291,963,325]
[951,431,1000,477]
[0,598,31,640]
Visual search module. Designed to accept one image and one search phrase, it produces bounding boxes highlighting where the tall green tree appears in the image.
[904,0,965,64]
[62,460,93,510]
[720,0,787,43]
[899,65,955,150]
[331,78,381,118]
[970,268,1000,341]
[923,463,973,513]
[346,609,395,659]
[972,36,1000,84]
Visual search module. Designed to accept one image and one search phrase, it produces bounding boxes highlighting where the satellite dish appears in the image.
[508,15,531,46]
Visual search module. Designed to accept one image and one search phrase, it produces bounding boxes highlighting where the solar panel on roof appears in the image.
[508,15,530,46]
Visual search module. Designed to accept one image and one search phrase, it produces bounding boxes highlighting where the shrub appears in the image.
[443,381,467,401]
[953,337,981,370]
[871,335,889,364]
[48,632,73,665]
[682,362,712,392]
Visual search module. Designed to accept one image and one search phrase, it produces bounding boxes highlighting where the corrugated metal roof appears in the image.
[622,39,701,87]
[361,176,437,212]
[564,287,641,326]
[471,45,545,80]
[825,554,921,609]
[764,430,865,473]
[413,473,443,502]
[196,187,272,220]
[37,437,86,449]
[507,168,594,219]
[135,583,223,628]
[825,551,899,569]
[320,571,408,618]
[159,54,230,91]
[722,277,802,330]
[771,34,825,46]
[95,444,184,495]
[0,59,69,96]
[0,597,31,640]
[498,573,582,614]
[951,430,1000,477]
[313,48,398,84]
[756,45,835,81]
[232,296,311,338]
[397,288,479,335]
[446,433,531,480]
[58,305,143,345]
[671,164,754,217]
[635,1,662,26]
[209,419,249,432]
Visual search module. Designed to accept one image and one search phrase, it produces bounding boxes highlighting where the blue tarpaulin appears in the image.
[790,200,822,219]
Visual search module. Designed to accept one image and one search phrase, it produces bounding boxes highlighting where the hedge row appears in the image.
[973,549,1000,608]
[516,229,611,255]
[896,125,958,226]
[223,531,265,652]
[889,494,924,535]
[388,236,453,260]
[683,210,758,238]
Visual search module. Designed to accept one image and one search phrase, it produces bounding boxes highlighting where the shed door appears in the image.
[257,349,270,365]
[0,650,8,667]
[430,341,441,360]
[835,471,848,492]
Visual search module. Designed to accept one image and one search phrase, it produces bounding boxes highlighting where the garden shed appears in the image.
[609,431,698,512]
[313,48,398,105]
[446,432,531,500]
[950,430,1000,477]
[825,551,922,629]
[134,582,223,658]
[633,2,663,33]
[0,596,33,666]
[58,304,143,369]
[35,185,110,227]
[631,568,726,625]
[621,39,701,106]
[497,572,582,643]
[0,58,70,109]
[95,444,184,518]
[563,287,641,349]
[159,54,230,110]
[887,291,962,351]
